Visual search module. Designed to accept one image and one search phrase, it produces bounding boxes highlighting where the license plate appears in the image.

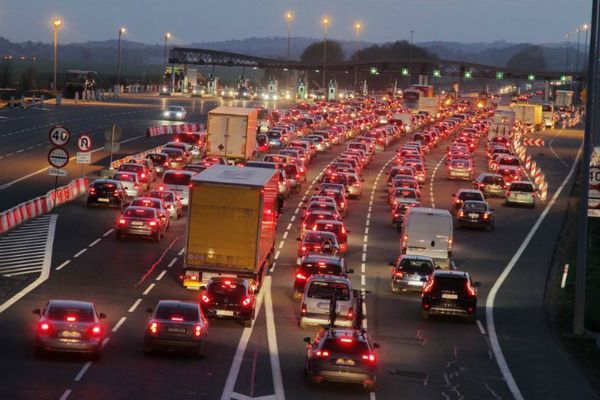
[408,281,423,286]
[60,331,81,338]
[131,221,143,226]
[468,213,479,218]
[442,293,458,300]
[335,358,355,366]
[167,327,186,334]
[216,309,234,316]
[98,198,110,203]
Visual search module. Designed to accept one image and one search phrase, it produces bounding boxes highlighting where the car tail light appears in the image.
[340,337,353,343]
[118,218,126,225]
[194,324,203,337]
[90,325,103,336]
[483,213,489,220]
[164,162,169,167]
[201,294,210,304]
[170,316,184,322]
[149,321,158,334]
[149,220,158,227]
[466,281,477,297]
[394,271,404,278]
[89,188,96,195]
[315,350,330,358]
[141,173,146,179]
[134,184,140,190]
[346,307,354,319]
[38,322,51,334]
[159,186,164,191]
[362,353,377,363]
[423,279,435,293]
[393,213,400,217]
[301,303,307,315]
[458,211,464,217]
[241,297,252,307]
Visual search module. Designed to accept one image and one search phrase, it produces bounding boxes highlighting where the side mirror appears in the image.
[421,277,428,282]
[303,337,311,344]
[347,269,355,274]
[361,178,365,182]
[32,309,41,316]
[345,230,351,234]
[473,281,482,287]
[373,342,381,349]
[490,208,495,212]
[145,307,153,314]
[451,193,456,197]
[388,261,395,266]
[296,237,301,241]
[98,313,107,319]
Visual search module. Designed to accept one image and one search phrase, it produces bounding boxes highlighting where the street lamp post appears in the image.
[322,17,329,89]
[408,30,414,86]
[354,22,362,90]
[52,18,62,91]
[576,28,581,74]
[285,12,293,90]
[164,32,171,75]
[583,24,589,72]
[565,33,571,74]
[116,27,126,90]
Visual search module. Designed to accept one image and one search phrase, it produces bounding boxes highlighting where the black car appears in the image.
[421,270,480,322]
[456,200,495,231]
[144,300,208,356]
[391,201,420,231]
[304,327,380,391]
[86,179,128,208]
[472,173,506,197]
[200,278,256,327]
[294,254,352,298]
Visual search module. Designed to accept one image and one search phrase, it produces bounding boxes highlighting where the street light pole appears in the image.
[354,22,362,90]
[285,12,293,90]
[116,27,126,89]
[574,0,599,336]
[52,18,62,91]
[408,30,414,86]
[164,32,171,76]
[565,33,571,74]
[322,17,329,89]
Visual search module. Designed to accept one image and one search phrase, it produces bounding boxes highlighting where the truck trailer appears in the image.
[206,106,258,162]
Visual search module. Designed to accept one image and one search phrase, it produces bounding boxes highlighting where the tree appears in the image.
[506,45,547,71]
[300,40,345,64]
[0,60,13,88]
[20,66,37,90]
[351,40,437,62]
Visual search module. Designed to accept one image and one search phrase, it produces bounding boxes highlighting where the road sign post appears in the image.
[76,134,92,177]
[105,124,121,170]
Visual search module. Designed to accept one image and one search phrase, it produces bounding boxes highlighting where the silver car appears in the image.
[163,106,186,120]
[112,171,141,198]
[33,300,107,359]
[505,181,536,208]
[299,275,357,328]
[390,255,435,293]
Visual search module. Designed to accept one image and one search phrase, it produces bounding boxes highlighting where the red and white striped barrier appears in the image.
[110,145,165,170]
[523,138,545,147]
[146,123,205,137]
[0,177,88,235]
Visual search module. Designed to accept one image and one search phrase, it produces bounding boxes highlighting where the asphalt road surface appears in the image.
[0,97,596,400]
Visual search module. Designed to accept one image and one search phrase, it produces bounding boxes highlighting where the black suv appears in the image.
[421,270,480,322]
[294,254,352,299]
[86,179,128,208]
[304,327,380,391]
[200,278,256,327]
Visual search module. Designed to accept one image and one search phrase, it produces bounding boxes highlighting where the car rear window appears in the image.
[284,164,298,176]
[94,182,117,190]
[511,183,534,192]
[315,222,343,236]
[304,232,337,243]
[207,282,247,302]
[131,199,160,209]
[175,133,201,144]
[459,192,483,201]
[147,154,167,163]
[300,262,342,276]
[463,202,487,212]
[268,131,282,139]
[47,305,95,322]
[307,281,350,300]
[322,338,369,354]
[119,164,143,173]
[124,208,156,218]
[155,304,199,322]
[432,276,468,292]
[113,173,135,182]
[163,173,192,186]
[482,175,504,184]
[399,259,434,274]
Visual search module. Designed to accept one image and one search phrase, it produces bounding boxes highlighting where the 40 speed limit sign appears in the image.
[48,125,71,147]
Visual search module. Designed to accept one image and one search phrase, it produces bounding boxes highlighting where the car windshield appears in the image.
[511,183,534,192]
[322,338,369,354]
[155,304,199,322]
[463,202,488,212]
[399,259,434,274]
[124,208,155,218]
[47,304,95,322]
[207,282,247,302]
[307,281,350,300]
[163,173,191,186]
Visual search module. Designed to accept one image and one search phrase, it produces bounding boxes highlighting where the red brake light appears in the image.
[170,316,184,322]
[134,184,140,190]
[301,303,307,315]
[149,321,158,334]
[89,188,96,194]
[316,350,330,358]
[149,220,158,227]
[340,337,353,343]
[483,213,489,220]
[423,279,434,293]
[38,322,51,334]
[194,324,203,337]
[346,307,354,319]
[141,173,146,178]
[242,297,252,307]
[159,186,164,191]
[466,281,477,297]
[362,353,377,363]
[459,211,464,217]
[296,273,308,280]
[394,271,404,278]
[90,325,103,336]
[66,315,77,322]
[201,294,210,304]
[118,218,126,225]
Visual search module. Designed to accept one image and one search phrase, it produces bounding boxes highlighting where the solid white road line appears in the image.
[112,316,127,333]
[143,283,155,295]
[485,142,582,400]
[548,129,570,167]
[156,270,167,281]
[74,361,92,382]
[73,248,87,258]
[128,298,142,313]
[55,260,71,271]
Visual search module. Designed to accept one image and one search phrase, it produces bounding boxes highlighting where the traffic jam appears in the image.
[31,93,539,393]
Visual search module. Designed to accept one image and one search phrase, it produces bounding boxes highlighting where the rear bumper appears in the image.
[35,337,101,353]
[300,314,354,327]
[307,366,375,385]
[145,336,204,350]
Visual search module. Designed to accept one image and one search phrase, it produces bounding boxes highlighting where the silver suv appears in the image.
[299,274,357,328]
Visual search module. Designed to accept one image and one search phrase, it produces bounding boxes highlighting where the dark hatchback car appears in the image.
[144,300,208,356]
[456,200,495,231]
[391,201,421,231]
[304,327,380,391]
[200,278,256,327]
[87,179,129,208]
[421,270,480,322]
[294,254,352,298]
[472,173,506,197]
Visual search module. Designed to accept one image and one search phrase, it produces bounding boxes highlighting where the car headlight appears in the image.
[221,91,226,96]
[176,112,183,117]
[163,111,169,117]
[273,94,279,100]
[262,94,268,99]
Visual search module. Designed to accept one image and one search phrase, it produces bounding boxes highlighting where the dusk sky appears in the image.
[0,0,592,45]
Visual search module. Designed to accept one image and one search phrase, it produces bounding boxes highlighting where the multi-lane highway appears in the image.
[0,96,596,400]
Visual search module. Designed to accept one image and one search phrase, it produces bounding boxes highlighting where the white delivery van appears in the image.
[161,170,196,206]
[401,207,453,268]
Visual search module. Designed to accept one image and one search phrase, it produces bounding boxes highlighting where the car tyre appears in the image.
[243,318,252,328]
[485,223,494,232]
[196,341,206,358]
[364,380,376,392]
[420,309,429,320]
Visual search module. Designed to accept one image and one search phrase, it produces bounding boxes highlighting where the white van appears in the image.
[401,207,453,268]
[160,170,196,206]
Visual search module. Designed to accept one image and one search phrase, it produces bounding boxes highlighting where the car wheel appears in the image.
[390,282,399,293]
[364,381,377,392]
[485,223,493,232]
[420,309,429,320]
[466,314,476,324]
[115,232,123,241]
[243,318,252,328]
[196,341,206,358]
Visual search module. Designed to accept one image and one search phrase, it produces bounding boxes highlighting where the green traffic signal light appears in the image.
[370,67,378,75]
[433,69,441,78]
[528,74,535,81]
[560,75,567,82]
[401,68,409,76]
[496,72,504,80]
[464,70,472,79]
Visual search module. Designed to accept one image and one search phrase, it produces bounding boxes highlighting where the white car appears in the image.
[163,106,186,120]
[299,274,357,329]
[112,171,141,198]
[505,181,536,208]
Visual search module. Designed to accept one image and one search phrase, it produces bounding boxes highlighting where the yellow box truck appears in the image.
[182,165,279,290]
